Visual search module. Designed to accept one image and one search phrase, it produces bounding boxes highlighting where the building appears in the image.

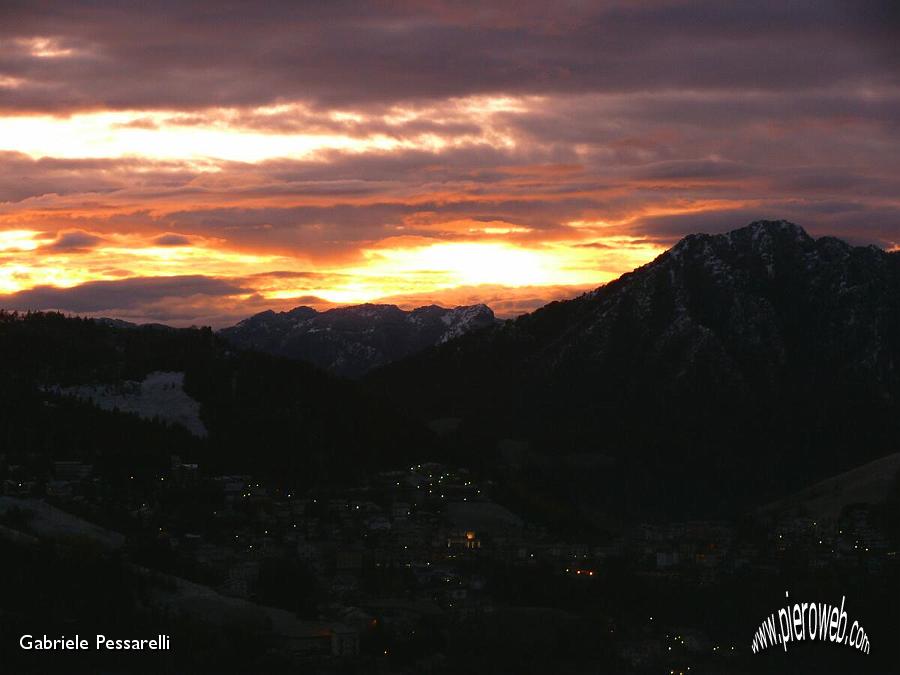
[53,461,93,481]
[447,530,481,553]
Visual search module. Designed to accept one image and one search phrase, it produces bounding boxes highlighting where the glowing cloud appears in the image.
[0,3,896,325]
[0,111,402,163]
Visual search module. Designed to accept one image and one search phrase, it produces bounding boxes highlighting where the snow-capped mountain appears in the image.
[372,221,900,516]
[219,303,496,377]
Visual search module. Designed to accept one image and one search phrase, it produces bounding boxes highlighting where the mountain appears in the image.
[0,311,431,487]
[219,302,496,377]
[761,451,900,520]
[5,221,898,520]
[370,221,900,518]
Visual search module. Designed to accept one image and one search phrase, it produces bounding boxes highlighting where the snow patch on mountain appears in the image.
[220,302,497,376]
[50,371,207,437]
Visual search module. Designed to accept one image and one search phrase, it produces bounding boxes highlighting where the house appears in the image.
[656,549,680,569]
[45,481,74,498]
[213,475,248,503]
[272,618,359,661]
[172,462,199,485]
[447,530,481,553]
[391,502,411,520]
[53,461,93,481]
[2,480,35,497]
[224,560,260,598]
[365,515,391,532]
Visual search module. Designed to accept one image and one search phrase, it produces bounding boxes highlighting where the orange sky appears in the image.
[0,99,674,323]
[1,3,898,326]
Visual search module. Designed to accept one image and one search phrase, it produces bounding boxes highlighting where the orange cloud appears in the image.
[1,5,898,328]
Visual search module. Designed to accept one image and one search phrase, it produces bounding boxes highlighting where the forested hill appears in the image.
[0,311,429,488]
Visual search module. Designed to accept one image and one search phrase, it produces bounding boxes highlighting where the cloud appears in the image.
[376,283,597,319]
[0,2,897,115]
[0,271,596,327]
[45,229,106,251]
[0,2,899,321]
[0,275,250,313]
[0,151,200,203]
[152,233,192,246]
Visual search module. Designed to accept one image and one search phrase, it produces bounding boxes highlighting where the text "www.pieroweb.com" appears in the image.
[751,593,869,654]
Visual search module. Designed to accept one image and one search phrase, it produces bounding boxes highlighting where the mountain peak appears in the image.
[220,301,496,376]
[671,220,811,253]
[661,220,819,275]
[744,219,809,237]
[285,305,318,318]
[373,223,900,517]
[739,219,814,249]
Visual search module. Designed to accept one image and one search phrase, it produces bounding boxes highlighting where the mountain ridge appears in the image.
[219,301,497,377]
[368,220,900,517]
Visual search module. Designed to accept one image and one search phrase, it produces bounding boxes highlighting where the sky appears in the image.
[1,1,898,326]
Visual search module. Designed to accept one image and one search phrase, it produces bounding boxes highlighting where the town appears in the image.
[2,453,895,673]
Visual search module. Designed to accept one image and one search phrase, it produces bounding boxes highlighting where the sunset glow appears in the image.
[1,4,898,326]
[0,111,408,162]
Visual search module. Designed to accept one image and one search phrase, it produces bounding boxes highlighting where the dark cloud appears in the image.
[45,229,105,251]
[248,270,348,280]
[0,1,897,114]
[278,295,331,306]
[1,1,899,326]
[631,159,751,182]
[629,202,900,249]
[152,233,192,246]
[0,151,198,203]
[0,275,249,313]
